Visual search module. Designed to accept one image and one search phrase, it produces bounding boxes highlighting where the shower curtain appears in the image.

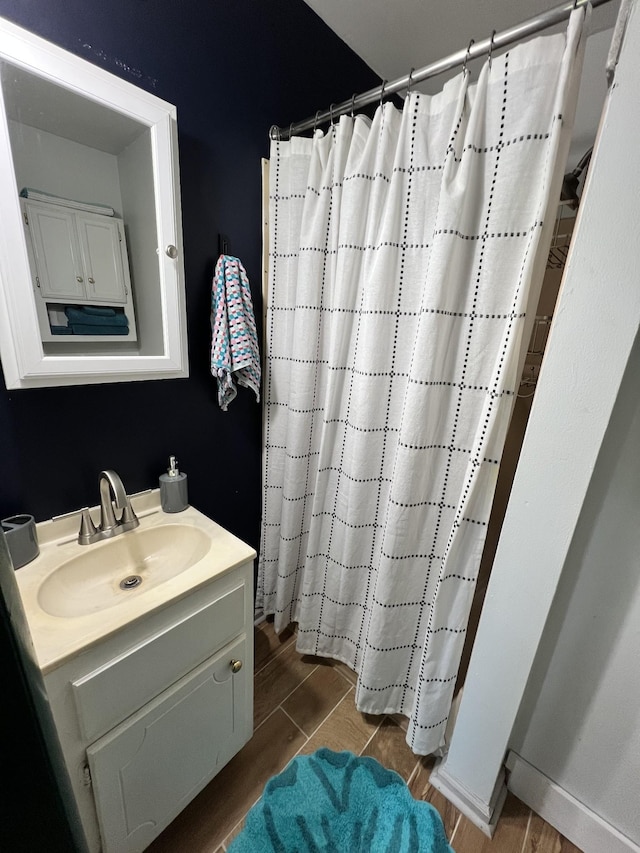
[258,9,587,756]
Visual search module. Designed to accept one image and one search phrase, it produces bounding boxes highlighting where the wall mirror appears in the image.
[0,16,188,388]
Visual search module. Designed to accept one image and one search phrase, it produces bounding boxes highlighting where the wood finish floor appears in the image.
[147,619,583,853]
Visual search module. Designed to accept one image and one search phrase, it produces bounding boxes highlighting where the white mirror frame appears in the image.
[0,16,188,388]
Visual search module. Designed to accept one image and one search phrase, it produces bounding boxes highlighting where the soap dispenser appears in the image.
[159,455,189,513]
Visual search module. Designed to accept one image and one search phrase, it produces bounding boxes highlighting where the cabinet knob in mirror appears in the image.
[165,244,178,259]
[88,277,95,284]
[76,276,83,283]
[230,659,243,674]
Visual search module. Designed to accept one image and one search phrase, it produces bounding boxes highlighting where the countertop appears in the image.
[15,490,256,674]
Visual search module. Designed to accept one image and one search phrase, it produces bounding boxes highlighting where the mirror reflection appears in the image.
[1,60,165,358]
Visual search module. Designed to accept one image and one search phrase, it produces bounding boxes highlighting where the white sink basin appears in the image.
[15,495,257,674]
[37,523,211,618]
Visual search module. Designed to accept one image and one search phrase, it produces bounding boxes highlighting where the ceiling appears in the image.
[302,0,621,169]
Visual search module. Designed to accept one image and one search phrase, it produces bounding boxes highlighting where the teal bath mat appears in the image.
[228,748,454,853]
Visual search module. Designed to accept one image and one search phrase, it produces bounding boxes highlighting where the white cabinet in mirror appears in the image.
[0,16,188,388]
[21,193,139,343]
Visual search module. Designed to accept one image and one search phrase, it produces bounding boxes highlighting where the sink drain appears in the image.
[120,574,143,590]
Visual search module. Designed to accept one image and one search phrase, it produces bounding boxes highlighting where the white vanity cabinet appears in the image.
[43,559,254,853]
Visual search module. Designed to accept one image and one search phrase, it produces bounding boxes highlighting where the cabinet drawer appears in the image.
[72,582,245,741]
[87,636,249,853]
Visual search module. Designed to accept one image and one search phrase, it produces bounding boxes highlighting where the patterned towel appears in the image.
[211,254,261,410]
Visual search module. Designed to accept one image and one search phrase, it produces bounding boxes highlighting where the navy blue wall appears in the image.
[0,1,377,847]
[0,0,377,548]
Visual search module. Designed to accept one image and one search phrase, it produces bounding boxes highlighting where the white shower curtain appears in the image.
[258,9,587,756]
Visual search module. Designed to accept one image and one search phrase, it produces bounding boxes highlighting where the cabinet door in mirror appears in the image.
[0,16,188,388]
[22,198,139,343]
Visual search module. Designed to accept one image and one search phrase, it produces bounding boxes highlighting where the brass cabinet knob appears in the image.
[230,659,243,673]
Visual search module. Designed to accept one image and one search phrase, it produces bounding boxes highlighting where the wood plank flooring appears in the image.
[146,619,583,852]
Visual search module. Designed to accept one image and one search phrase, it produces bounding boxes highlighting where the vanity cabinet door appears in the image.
[75,213,129,304]
[25,202,85,300]
[86,636,249,853]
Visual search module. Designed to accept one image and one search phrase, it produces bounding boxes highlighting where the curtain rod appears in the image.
[269,0,611,141]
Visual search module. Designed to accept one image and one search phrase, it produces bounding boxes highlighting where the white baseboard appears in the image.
[429,756,507,838]
[506,751,640,853]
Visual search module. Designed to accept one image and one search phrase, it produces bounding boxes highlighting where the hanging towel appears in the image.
[211,254,261,411]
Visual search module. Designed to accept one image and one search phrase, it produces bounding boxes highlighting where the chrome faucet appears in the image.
[77,469,140,545]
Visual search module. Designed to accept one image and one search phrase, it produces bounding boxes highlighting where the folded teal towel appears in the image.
[70,325,129,336]
[83,306,117,317]
[228,749,454,853]
[65,307,128,327]
[50,325,73,335]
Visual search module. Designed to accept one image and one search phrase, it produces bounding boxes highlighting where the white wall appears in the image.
[8,121,124,214]
[509,328,640,846]
[567,25,611,169]
[428,0,640,841]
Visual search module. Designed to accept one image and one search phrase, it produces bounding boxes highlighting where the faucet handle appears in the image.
[120,502,139,526]
[78,508,98,545]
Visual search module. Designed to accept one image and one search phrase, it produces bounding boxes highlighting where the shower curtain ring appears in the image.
[329,103,336,126]
[463,39,475,76]
[288,123,294,140]
[488,30,496,68]
[350,93,357,118]
[379,80,387,108]
[407,67,415,96]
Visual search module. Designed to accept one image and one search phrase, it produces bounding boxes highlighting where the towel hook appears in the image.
[379,80,387,108]
[463,39,475,76]
[488,30,496,68]
[407,67,415,96]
